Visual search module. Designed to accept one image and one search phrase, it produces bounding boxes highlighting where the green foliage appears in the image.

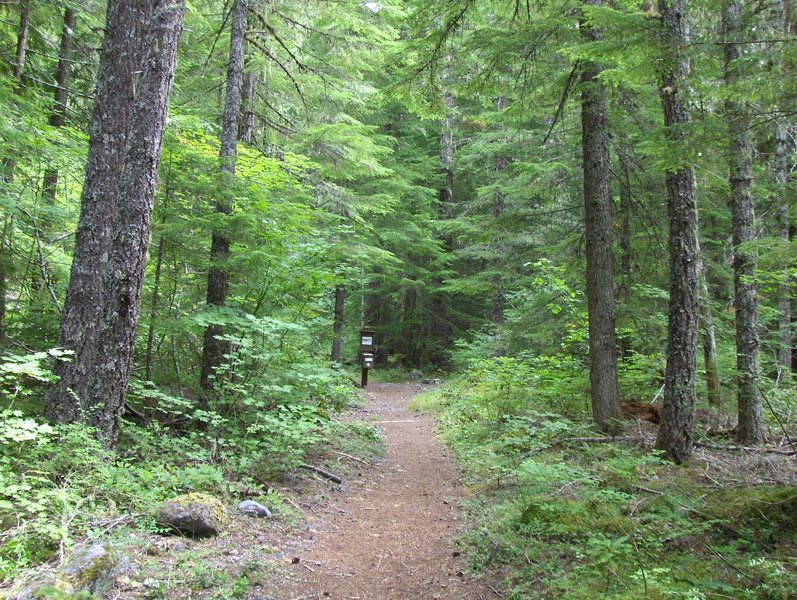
[0,0,795,591]
[423,369,797,599]
[442,356,589,422]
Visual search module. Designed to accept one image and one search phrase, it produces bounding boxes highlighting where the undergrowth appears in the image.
[0,349,375,588]
[412,357,797,599]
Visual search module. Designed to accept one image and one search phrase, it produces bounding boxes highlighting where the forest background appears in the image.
[0,0,794,597]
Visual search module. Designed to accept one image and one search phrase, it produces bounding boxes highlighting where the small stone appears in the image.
[238,500,272,518]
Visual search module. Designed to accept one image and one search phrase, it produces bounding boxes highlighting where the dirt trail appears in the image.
[271,383,490,600]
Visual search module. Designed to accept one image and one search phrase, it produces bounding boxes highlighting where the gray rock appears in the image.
[11,574,74,600]
[155,493,227,537]
[408,369,424,381]
[62,542,129,595]
[12,542,127,599]
[238,500,272,518]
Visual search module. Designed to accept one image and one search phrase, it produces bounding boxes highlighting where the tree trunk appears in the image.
[78,0,185,447]
[440,90,455,210]
[13,0,31,85]
[581,0,620,426]
[774,0,793,382]
[45,0,152,425]
[0,0,32,327]
[403,286,419,366]
[488,95,508,326]
[331,283,345,362]
[42,7,78,204]
[723,0,765,444]
[775,121,792,382]
[697,249,721,409]
[618,150,632,282]
[0,216,11,345]
[240,70,258,144]
[145,228,167,381]
[200,0,247,392]
[654,0,699,464]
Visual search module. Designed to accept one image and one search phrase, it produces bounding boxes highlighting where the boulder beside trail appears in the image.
[155,493,227,537]
[11,542,128,599]
[238,500,272,518]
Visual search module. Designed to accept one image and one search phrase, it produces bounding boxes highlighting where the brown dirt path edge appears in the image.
[270,383,491,600]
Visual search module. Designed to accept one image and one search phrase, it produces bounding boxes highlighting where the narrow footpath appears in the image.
[270,383,492,600]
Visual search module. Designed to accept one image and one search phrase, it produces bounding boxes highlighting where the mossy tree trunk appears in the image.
[45,0,152,426]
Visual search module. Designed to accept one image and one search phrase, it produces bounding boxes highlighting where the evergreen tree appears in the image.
[46,0,186,446]
[654,0,699,464]
[723,0,765,444]
[580,0,620,426]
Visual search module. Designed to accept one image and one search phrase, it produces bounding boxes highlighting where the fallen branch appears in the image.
[332,450,371,466]
[695,441,796,456]
[299,464,343,484]
[548,435,641,447]
[631,484,663,496]
[122,403,147,424]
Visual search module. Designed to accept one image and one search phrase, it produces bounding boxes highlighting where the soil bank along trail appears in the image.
[276,383,489,600]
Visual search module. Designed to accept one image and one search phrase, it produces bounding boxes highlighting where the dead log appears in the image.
[299,464,343,484]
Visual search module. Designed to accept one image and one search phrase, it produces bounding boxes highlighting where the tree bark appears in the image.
[488,95,508,326]
[145,234,165,381]
[774,0,793,382]
[581,0,620,426]
[0,216,11,345]
[775,121,792,382]
[697,248,721,409]
[78,0,186,447]
[331,283,345,362]
[240,69,258,144]
[145,191,168,382]
[440,90,455,209]
[46,0,152,425]
[13,0,31,85]
[0,0,32,331]
[654,0,699,464]
[723,0,765,444]
[200,0,247,392]
[419,88,456,366]
[618,150,633,281]
[42,7,78,204]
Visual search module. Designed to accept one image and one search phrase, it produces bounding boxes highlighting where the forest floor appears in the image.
[119,383,496,599]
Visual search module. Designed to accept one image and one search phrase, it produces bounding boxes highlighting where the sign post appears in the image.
[359,329,375,388]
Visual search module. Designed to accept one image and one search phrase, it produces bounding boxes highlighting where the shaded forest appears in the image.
[0,0,794,597]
